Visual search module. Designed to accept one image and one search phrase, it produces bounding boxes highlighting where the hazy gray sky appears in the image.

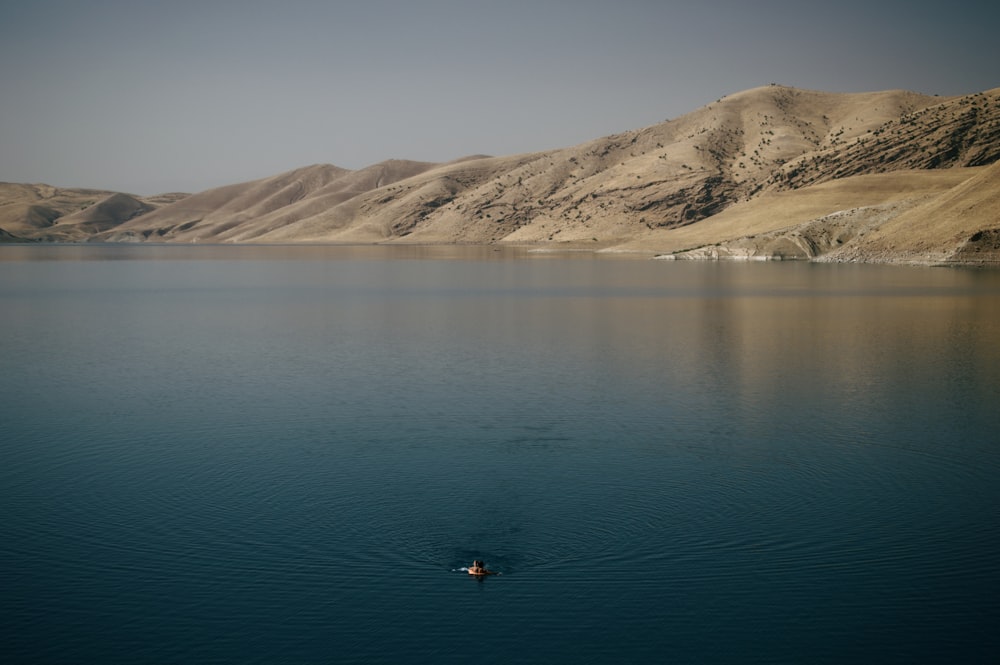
[2,0,997,194]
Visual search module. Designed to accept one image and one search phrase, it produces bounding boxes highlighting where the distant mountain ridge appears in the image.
[3,84,999,264]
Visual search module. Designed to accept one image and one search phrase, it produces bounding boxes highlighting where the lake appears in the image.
[2,244,999,663]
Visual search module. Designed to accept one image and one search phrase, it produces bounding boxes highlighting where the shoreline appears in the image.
[2,240,997,268]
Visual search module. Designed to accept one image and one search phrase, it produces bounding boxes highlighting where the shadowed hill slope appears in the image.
[46,193,155,241]
[0,183,185,241]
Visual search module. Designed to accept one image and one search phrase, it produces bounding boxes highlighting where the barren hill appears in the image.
[4,84,999,264]
[0,183,185,242]
[100,160,443,242]
[45,193,155,241]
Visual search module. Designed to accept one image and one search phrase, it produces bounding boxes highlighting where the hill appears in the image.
[3,84,999,264]
[0,183,186,242]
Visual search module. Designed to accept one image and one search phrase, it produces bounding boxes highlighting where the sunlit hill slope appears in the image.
[2,84,999,264]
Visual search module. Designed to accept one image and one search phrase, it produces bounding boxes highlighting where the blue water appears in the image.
[2,245,1000,663]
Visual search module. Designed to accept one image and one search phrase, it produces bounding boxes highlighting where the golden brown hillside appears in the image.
[830,159,1000,264]
[3,84,999,264]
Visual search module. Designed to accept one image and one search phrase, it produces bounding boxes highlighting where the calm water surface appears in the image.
[2,245,999,663]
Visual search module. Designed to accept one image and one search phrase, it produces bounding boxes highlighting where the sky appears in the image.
[2,0,998,195]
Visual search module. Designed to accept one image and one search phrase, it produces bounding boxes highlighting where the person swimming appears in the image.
[468,560,495,576]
